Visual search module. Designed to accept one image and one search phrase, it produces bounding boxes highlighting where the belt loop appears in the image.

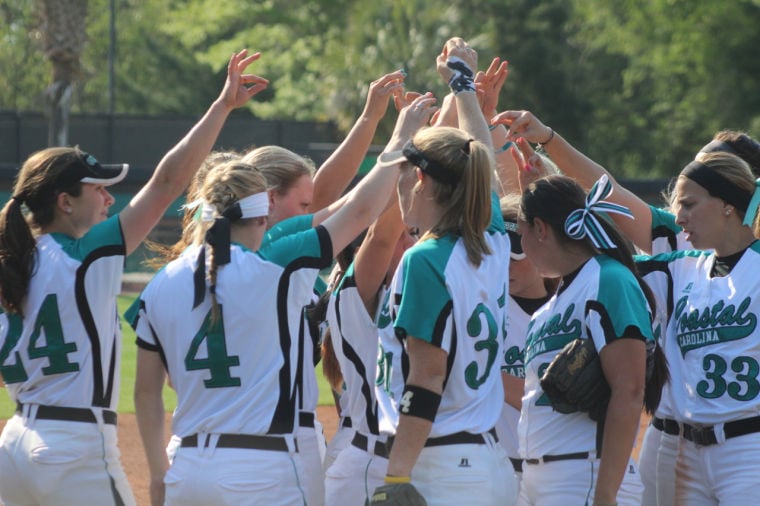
[91,408,106,433]
[198,432,210,456]
[483,429,497,449]
[285,434,298,454]
[22,403,37,425]
[714,423,727,445]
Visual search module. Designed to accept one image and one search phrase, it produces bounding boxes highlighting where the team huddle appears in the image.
[1,37,760,506]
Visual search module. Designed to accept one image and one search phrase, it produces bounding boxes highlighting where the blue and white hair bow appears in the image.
[564,175,634,249]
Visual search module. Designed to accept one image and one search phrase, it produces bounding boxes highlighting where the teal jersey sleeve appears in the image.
[595,256,653,341]
[51,215,125,261]
[487,190,505,234]
[259,224,333,270]
[650,205,678,235]
[263,214,314,245]
[394,237,456,343]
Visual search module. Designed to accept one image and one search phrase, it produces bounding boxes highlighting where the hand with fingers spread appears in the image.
[364,70,406,121]
[218,49,269,110]
[491,110,553,146]
[475,57,509,117]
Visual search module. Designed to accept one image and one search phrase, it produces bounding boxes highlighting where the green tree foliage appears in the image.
[1,0,758,176]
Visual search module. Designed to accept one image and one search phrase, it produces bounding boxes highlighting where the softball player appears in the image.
[496,196,553,482]
[130,95,430,505]
[0,50,266,506]
[371,39,516,506]
[636,152,760,505]
[512,174,656,506]
[324,202,413,504]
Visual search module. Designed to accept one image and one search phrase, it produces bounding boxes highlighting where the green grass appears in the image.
[1,293,334,420]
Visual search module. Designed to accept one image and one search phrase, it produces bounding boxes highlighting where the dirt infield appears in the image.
[1,408,646,506]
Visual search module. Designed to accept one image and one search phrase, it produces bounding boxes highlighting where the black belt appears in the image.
[652,416,680,436]
[525,451,591,465]
[425,427,498,447]
[341,416,353,428]
[387,427,498,452]
[351,432,389,459]
[299,411,315,428]
[180,433,292,452]
[509,457,523,473]
[682,415,760,446]
[16,402,117,425]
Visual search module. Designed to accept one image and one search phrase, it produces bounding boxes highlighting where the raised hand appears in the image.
[364,70,406,121]
[510,137,549,192]
[436,37,478,85]
[389,92,438,146]
[475,57,509,116]
[491,110,553,145]
[218,49,269,110]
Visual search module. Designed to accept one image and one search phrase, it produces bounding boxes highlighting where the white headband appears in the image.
[201,192,269,222]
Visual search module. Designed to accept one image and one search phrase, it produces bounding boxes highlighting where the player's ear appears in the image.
[533,217,549,242]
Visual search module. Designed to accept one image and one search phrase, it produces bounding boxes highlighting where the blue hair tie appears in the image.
[564,175,634,249]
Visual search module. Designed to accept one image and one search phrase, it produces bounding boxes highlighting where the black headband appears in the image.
[402,139,461,185]
[699,140,737,156]
[681,160,751,211]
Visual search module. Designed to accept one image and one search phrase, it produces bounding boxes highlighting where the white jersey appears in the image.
[646,205,692,421]
[326,265,385,435]
[376,193,509,437]
[636,242,760,424]
[519,255,653,458]
[1,216,125,410]
[264,213,322,416]
[497,295,548,459]
[130,226,332,437]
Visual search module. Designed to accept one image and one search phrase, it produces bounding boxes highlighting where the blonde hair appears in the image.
[674,151,759,235]
[145,150,241,269]
[412,126,494,266]
[194,161,268,319]
[242,145,315,195]
[0,147,85,315]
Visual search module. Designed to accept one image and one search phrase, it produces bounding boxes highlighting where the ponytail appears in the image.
[0,197,37,316]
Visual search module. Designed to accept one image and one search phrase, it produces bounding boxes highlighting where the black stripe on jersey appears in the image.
[441,323,456,393]
[652,225,678,253]
[430,300,453,348]
[75,244,125,408]
[585,300,648,345]
[295,312,306,409]
[636,258,675,321]
[269,225,333,435]
[585,301,617,345]
[334,285,380,434]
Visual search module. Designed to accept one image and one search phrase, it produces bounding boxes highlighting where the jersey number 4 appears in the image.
[0,294,80,383]
[184,306,241,388]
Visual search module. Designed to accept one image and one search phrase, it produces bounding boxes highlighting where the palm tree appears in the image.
[37,0,88,147]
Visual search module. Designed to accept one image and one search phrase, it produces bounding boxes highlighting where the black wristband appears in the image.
[399,384,442,422]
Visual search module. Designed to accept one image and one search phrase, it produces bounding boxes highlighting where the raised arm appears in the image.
[119,50,268,254]
[310,70,405,212]
[436,39,492,151]
[493,110,655,253]
[317,94,436,248]
[475,57,520,196]
[353,201,405,314]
